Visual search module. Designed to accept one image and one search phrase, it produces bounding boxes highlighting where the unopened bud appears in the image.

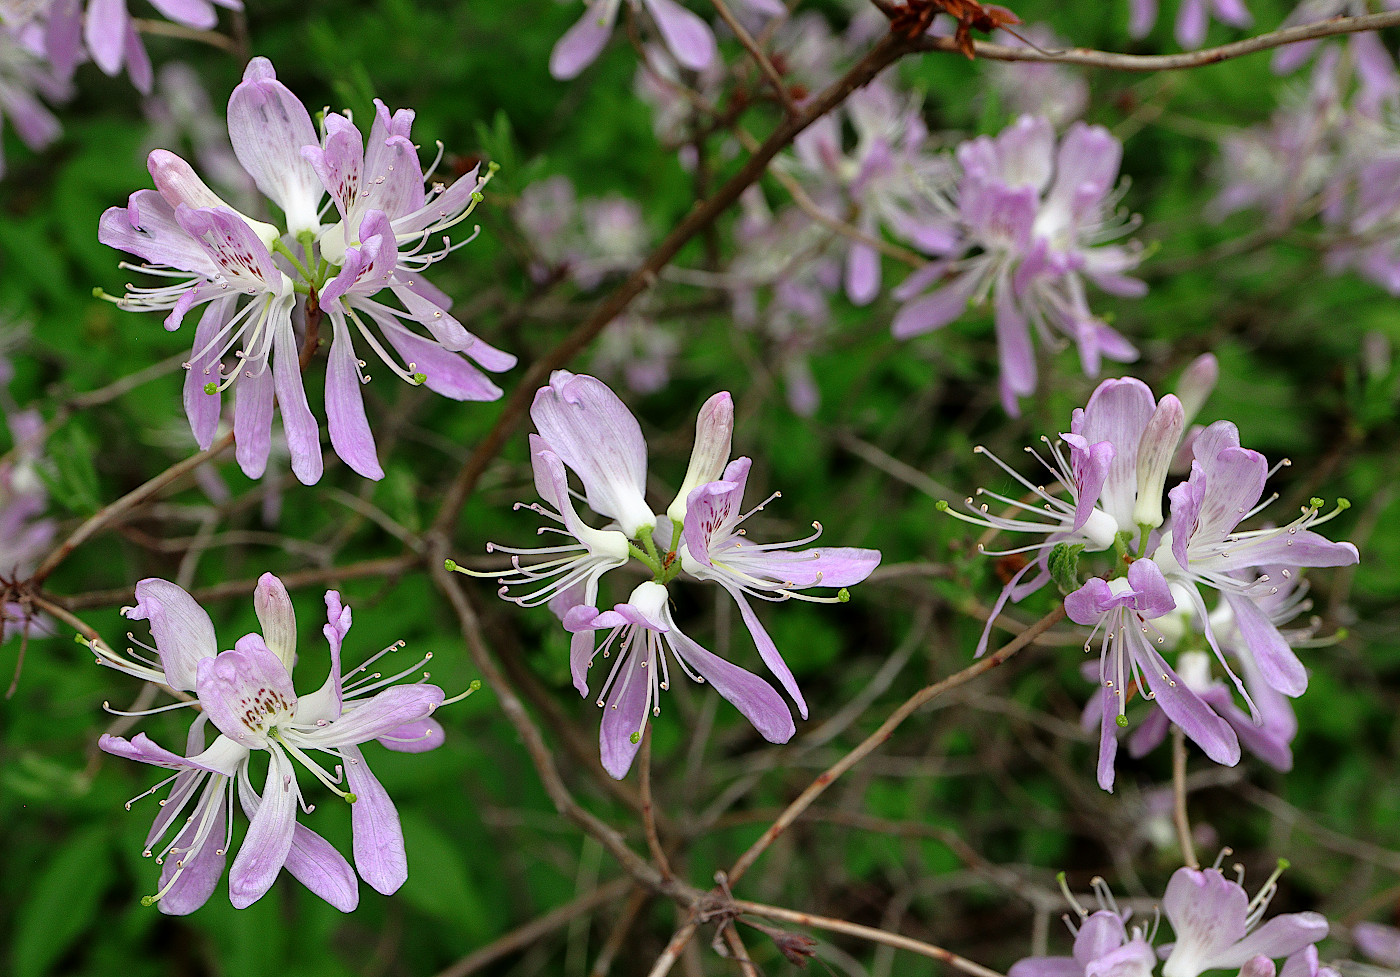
[1175,354,1218,427]
[666,391,734,524]
[1133,395,1185,530]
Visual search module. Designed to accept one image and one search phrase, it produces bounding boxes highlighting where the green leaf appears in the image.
[11,826,114,977]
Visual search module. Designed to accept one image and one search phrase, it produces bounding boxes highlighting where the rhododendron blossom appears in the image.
[450,372,879,777]
[97,574,453,913]
[892,116,1144,416]
[99,57,513,484]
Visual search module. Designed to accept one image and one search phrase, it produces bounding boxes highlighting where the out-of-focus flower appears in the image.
[550,0,718,80]
[727,187,842,415]
[892,116,1143,415]
[0,407,55,639]
[1271,0,1400,111]
[99,57,513,484]
[453,373,879,777]
[787,78,957,305]
[984,25,1089,127]
[515,175,648,289]
[0,19,70,177]
[590,312,679,394]
[98,575,453,913]
[1355,923,1400,969]
[1128,0,1252,48]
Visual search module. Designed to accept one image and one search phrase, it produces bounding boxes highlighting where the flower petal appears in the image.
[233,358,275,479]
[644,0,716,71]
[254,572,298,672]
[227,58,324,236]
[272,316,324,485]
[228,748,298,908]
[549,3,617,80]
[125,578,219,691]
[325,312,384,480]
[342,744,408,894]
[667,627,794,745]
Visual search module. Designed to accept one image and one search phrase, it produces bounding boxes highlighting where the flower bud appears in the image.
[1174,354,1218,428]
[1133,394,1185,530]
[666,391,733,525]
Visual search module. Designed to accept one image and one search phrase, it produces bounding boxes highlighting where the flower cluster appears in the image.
[448,372,880,778]
[1,0,239,95]
[1012,860,1331,977]
[95,574,460,913]
[1212,42,1400,295]
[785,78,957,306]
[514,174,648,290]
[892,115,1145,416]
[943,366,1356,790]
[99,57,515,484]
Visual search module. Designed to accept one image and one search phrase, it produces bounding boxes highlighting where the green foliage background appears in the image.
[2,1,1399,975]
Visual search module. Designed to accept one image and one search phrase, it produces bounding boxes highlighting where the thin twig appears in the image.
[1172,725,1199,870]
[431,877,632,977]
[710,0,799,115]
[641,728,674,879]
[30,431,236,585]
[590,886,650,977]
[733,898,1006,977]
[727,604,1065,885]
[647,921,701,977]
[910,11,1400,71]
[56,554,419,610]
[722,924,760,977]
[131,17,239,52]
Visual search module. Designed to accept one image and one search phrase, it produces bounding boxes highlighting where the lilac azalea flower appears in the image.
[1160,866,1329,977]
[787,79,958,305]
[550,0,717,80]
[1012,865,1329,977]
[0,21,71,178]
[99,57,513,483]
[1066,558,1240,792]
[99,575,448,912]
[680,456,881,718]
[892,116,1144,415]
[1153,421,1358,700]
[565,581,794,778]
[944,376,1185,656]
[455,374,880,775]
[1128,0,1252,48]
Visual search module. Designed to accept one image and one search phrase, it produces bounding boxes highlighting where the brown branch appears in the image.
[733,898,1006,977]
[726,604,1065,885]
[55,554,419,610]
[429,30,912,535]
[29,431,236,586]
[590,886,651,977]
[640,729,674,880]
[1172,725,1199,870]
[431,877,632,977]
[647,921,701,977]
[911,11,1400,71]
